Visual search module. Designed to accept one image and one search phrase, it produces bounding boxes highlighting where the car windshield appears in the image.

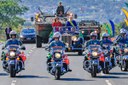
[22,29,35,33]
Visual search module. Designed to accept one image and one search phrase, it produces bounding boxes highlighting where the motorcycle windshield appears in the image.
[88,45,102,52]
[6,45,19,51]
[51,47,63,53]
[119,43,128,49]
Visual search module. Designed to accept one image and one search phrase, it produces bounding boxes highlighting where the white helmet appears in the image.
[53,32,61,38]
[120,28,126,34]
[102,33,110,38]
[90,32,97,37]
[10,30,17,36]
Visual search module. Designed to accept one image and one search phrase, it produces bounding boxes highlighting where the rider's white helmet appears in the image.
[53,32,61,38]
[120,28,126,34]
[102,33,110,38]
[10,31,17,37]
[90,32,97,37]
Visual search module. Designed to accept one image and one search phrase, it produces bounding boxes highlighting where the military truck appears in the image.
[79,20,101,40]
[35,15,68,48]
[33,7,78,48]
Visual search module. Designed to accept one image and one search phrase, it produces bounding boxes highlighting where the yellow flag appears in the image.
[124,19,128,26]
[122,8,128,19]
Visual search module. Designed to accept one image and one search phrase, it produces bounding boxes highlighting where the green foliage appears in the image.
[0,0,28,29]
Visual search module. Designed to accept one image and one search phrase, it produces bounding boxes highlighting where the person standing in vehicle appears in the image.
[5,27,12,40]
[65,13,79,31]
[52,17,62,32]
[56,2,64,16]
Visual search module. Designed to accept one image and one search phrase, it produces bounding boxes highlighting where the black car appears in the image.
[20,28,36,43]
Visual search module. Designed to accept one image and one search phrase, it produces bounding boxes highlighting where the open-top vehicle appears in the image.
[79,20,101,40]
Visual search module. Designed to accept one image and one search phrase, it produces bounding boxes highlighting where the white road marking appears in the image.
[11,80,16,85]
[105,80,112,85]
[10,46,36,85]
[100,72,105,76]
[100,72,112,85]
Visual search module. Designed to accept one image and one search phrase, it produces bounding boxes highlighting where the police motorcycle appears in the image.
[2,45,26,77]
[117,43,128,71]
[46,46,69,80]
[102,44,113,74]
[83,45,102,77]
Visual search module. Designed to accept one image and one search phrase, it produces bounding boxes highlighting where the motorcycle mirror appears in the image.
[2,46,5,50]
[21,46,26,50]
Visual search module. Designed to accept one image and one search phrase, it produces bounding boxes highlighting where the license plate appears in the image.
[27,38,31,40]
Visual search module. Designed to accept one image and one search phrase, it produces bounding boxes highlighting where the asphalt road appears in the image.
[0,44,128,85]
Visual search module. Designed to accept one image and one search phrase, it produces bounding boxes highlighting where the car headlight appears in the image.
[65,43,69,47]
[37,18,41,22]
[92,52,98,57]
[124,48,128,53]
[9,51,16,57]
[82,31,84,34]
[72,36,77,41]
[55,53,61,59]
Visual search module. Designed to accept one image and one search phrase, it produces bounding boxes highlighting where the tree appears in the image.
[0,0,28,28]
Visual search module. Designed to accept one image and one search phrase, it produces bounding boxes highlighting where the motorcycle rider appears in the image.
[101,33,113,45]
[101,33,115,67]
[115,28,128,44]
[83,32,102,67]
[114,28,128,64]
[84,32,101,61]
[86,32,101,48]
[47,32,72,72]
[1,30,26,70]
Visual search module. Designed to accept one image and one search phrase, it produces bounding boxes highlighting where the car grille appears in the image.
[62,34,72,45]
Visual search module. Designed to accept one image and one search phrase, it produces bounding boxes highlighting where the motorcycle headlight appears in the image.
[55,53,61,59]
[9,51,16,57]
[124,48,128,53]
[92,52,98,57]
[72,36,77,41]
[20,35,24,38]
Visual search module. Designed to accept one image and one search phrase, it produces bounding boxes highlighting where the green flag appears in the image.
[79,31,84,38]
[105,24,112,36]
[49,31,54,38]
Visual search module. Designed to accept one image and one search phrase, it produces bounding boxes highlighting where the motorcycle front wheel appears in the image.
[91,65,97,77]
[10,65,16,77]
[55,67,61,80]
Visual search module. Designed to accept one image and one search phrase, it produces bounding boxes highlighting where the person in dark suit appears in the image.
[5,27,12,40]
[56,2,65,16]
